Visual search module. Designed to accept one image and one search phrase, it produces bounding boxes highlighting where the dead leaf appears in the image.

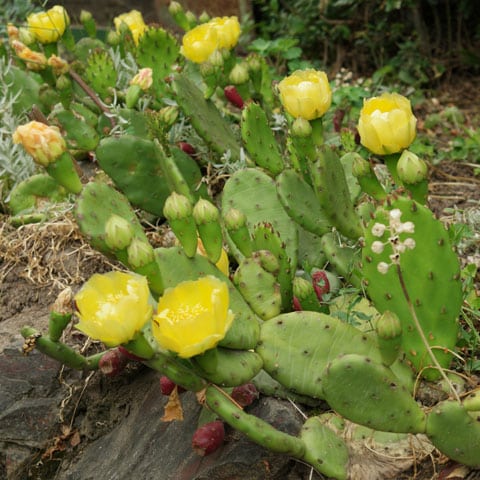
[162,386,184,422]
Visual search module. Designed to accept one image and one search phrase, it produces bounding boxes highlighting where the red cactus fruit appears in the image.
[99,348,129,376]
[192,420,225,456]
[312,270,330,302]
[159,375,176,395]
[292,296,303,311]
[178,141,196,158]
[231,383,259,407]
[224,85,244,109]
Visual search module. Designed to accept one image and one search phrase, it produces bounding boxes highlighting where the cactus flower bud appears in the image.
[278,69,332,120]
[193,199,223,264]
[224,85,244,109]
[292,276,322,312]
[357,92,417,155]
[291,117,313,137]
[105,214,134,251]
[396,150,428,184]
[13,121,67,167]
[158,106,179,127]
[127,239,155,269]
[80,10,93,23]
[130,67,153,91]
[351,154,371,178]
[193,198,219,224]
[18,27,36,45]
[99,348,129,376]
[376,310,403,367]
[199,11,211,24]
[223,208,252,257]
[192,420,225,456]
[106,30,121,46]
[164,192,193,219]
[27,5,69,44]
[74,271,153,347]
[229,63,249,85]
[114,10,147,45]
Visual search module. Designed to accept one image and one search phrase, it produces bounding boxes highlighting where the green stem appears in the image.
[395,265,460,402]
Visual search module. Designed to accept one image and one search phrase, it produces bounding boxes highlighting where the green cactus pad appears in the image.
[155,246,260,350]
[233,258,282,320]
[5,66,43,115]
[221,168,298,267]
[83,50,117,101]
[322,354,426,433]
[241,102,284,175]
[135,27,179,100]
[193,347,263,387]
[276,169,331,237]
[308,146,363,240]
[300,416,349,480]
[74,180,148,260]
[8,174,66,215]
[426,400,480,467]
[51,109,99,151]
[173,73,241,162]
[257,311,413,399]
[361,197,462,380]
[95,135,204,217]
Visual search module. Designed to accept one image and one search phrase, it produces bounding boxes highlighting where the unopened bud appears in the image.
[351,154,371,178]
[198,11,210,23]
[158,106,179,127]
[193,198,219,224]
[106,30,121,46]
[105,214,134,250]
[224,208,246,231]
[80,10,93,23]
[247,54,262,73]
[376,310,402,339]
[163,192,193,220]
[229,63,249,85]
[291,117,312,137]
[168,1,183,16]
[18,27,35,45]
[127,238,155,268]
[396,150,428,184]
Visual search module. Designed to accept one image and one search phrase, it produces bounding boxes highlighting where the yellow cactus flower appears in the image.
[357,92,417,155]
[12,121,66,167]
[180,22,218,63]
[130,67,153,90]
[114,10,147,45]
[7,23,19,42]
[152,276,234,358]
[74,271,153,347]
[27,5,69,44]
[278,69,332,121]
[11,40,47,71]
[196,239,230,276]
[209,16,241,50]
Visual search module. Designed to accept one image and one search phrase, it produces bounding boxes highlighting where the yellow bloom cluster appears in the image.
[181,16,241,63]
[278,69,332,121]
[27,5,69,44]
[114,10,147,45]
[357,93,417,155]
[12,121,66,167]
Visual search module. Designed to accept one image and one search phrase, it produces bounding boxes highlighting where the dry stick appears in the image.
[68,70,116,128]
[395,263,461,403]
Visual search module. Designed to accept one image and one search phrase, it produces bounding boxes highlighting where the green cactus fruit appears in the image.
[251,370,323,407]
[300,416,349,480]
[104,214,134,251]
[396,150,429,204]
[205,385,306,458]
[361,197,462,380]
[95,136,204,216]
[173,72,241,162]
[292,276,323,312]
[233,258,282,320]
[276,169,331,237]
[48,287,73,342]
[351,153,387,200]
[8,174,66,215]
[426,400,480,467]
[50,109,99,152]
[241,102,284,175]
[252,222,294,311]
[163,192,198,258]
[375,310,403,366]
[74,180,148,262]
[308,146,363,239]
[223,208,253,257]
[257,312,413,399]
[155,246,260,350]
[193,347,263,387]
[320,232,362,288]
[45,151,83,194]
[135,27,179,100]
[322,354,426,433]
[83,50,117,102]
[128,240,164,296]
[192,198,223,264]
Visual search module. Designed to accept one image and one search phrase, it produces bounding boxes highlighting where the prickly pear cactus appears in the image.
[173,73,241,162]
[95,135,204,217]
[360,197,463,380]
[82,50,117,101]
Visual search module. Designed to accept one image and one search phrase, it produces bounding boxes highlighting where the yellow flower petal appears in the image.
[114,10,147,45]
[181,23,218,63]
[27,6,69,44]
